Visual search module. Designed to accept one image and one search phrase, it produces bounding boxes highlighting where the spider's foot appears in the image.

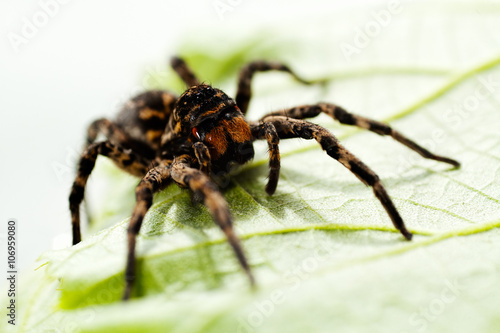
[265,179,278,196]
[122,285,132,301]
[443,157,461,169]
[72,228,81,245]
[246,268,257,290]
[401,229,413,241]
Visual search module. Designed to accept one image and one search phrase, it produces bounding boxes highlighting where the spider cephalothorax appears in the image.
[69,56,460,301]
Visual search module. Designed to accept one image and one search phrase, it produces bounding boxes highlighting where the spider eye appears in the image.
[192,127,201,140]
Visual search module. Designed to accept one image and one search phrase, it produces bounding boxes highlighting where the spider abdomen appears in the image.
[115,90,176,151]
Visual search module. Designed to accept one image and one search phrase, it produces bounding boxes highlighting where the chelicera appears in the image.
[69,56,460,300]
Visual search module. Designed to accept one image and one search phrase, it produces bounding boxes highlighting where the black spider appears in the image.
[69,56,460,300]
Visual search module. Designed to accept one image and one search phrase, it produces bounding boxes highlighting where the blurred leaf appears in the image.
[145,33,304,93]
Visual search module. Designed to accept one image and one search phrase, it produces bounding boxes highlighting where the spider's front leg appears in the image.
[250,122,281,195]
[261,116,413,240]
[170,155,255,286]
[262,104,460,167]
[123,160,172,300]
[69,141,151,245]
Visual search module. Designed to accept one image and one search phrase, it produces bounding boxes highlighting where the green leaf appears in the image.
[6,2,500,332]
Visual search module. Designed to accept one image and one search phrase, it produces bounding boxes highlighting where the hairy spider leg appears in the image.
[170,156,255,287]
[235,60,321,114]
[86,118,130,147]
[171,56,201,87]
[260,116,413,240]
[123,160,172,300]
[262,104,460,167]
[69,141,151,245]
[250,122,281,195]
[123,156,255,300]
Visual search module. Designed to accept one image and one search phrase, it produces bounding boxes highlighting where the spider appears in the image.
[69,56,460,300]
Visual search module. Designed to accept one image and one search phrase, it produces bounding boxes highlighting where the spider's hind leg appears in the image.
[262,116,413,240]
[171,56,201,87]
[236,60,321,114]
[261,104,460,168]
[86,118,129,147]
[69,141,150,245]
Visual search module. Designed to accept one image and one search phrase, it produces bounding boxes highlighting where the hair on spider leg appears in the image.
[190,189,204,206]
[69,56,459,300]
